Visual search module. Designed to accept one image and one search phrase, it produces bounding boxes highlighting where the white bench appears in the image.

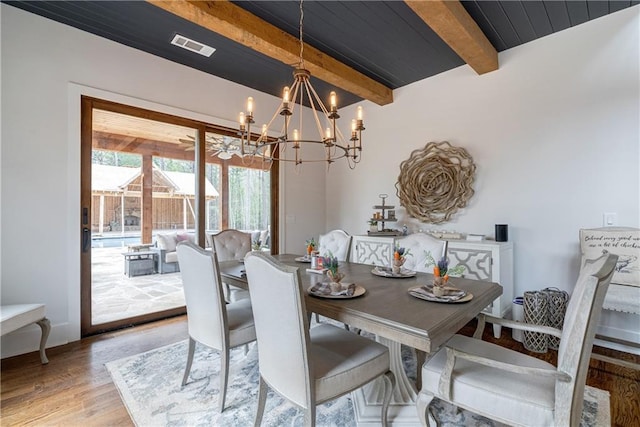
[580,227,640,370]
[0,304,50,364]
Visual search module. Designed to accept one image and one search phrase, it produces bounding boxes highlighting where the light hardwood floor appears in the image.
[1,316,638,426]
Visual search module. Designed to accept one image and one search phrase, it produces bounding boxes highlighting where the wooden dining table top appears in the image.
[219,253,503,353]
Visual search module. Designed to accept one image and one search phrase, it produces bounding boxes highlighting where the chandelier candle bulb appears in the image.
[351,119,358,141]
[357,106,363,120]
[293,129,300,149]
[246,97,253,114]
[330,91,337,109]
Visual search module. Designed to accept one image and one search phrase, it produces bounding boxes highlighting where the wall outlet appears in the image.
[603,212,617,227]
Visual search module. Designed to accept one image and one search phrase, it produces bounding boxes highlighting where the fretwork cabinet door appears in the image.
[352,235,396,266]
[448,240,514,338]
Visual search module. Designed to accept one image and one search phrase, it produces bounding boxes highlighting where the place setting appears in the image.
[371,245,417,278]
[408,247,473,303]
[307,254,365,299]
[294,238,317,262]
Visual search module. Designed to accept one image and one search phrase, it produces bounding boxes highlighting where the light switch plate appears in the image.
[603,212,617,227]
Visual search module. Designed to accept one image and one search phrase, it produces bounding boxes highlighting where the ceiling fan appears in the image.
[178,134,242,160]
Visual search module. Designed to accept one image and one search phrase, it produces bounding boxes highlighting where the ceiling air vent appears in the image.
[171,34,216,57]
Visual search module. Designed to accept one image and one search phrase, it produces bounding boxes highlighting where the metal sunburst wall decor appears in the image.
[395,141,476,224]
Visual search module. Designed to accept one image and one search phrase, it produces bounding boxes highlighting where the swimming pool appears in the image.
[92,235,143,248]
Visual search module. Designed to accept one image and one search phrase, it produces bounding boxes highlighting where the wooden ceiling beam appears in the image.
[146,0,393,106]
[404,0,498,75]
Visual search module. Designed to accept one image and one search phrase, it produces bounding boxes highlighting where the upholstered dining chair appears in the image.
[244,251,396,426]
[416,253,618,427]
[318,229,352,261]
[176,241,256,412]
[396,233,444,273]
[212,229,252,302]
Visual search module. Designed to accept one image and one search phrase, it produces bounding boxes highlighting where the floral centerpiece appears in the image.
[252,239,262,251]
[305,238,316,258]
[392,245,411,274]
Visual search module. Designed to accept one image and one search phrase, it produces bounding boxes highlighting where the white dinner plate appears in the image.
[295,256,312,263]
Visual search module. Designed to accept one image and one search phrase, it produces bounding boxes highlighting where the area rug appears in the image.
[106,340,610,427]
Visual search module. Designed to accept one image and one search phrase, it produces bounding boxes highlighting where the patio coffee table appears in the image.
[123,251,157,277]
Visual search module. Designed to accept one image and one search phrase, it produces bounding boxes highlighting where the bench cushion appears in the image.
[1,304,46,335]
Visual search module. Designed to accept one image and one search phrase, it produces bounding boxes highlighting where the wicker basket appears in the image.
[542,287,569,350]
[523,291,548,353]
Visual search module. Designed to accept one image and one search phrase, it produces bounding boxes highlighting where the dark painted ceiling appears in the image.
[5,1,638,107]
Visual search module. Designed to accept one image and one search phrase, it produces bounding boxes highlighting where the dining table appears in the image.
[219,253,503,426]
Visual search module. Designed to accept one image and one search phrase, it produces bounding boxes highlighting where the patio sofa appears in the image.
[154,229,269,274]
[152,232,196,274]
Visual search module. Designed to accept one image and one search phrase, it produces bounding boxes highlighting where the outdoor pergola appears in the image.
[91,164,218,236]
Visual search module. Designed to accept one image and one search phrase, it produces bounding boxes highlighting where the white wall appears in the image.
[331,7,639,342]
[0,4,326,357]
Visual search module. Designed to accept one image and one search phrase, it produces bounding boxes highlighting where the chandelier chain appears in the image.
[298,0,304,67]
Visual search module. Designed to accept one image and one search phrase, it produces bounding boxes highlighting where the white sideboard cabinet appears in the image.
[351,235,514,338]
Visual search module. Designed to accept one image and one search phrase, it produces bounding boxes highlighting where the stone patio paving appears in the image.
[92,247,185,325]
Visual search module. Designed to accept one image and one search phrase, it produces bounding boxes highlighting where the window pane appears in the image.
[152,156,196,232]
[205,162,221,232]
[229,166,271,248]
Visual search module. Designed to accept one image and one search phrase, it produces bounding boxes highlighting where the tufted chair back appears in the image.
[212,229,252,261]
[396,233,444,273]
[318,229,352,261]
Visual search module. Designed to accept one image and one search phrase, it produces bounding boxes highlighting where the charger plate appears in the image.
[371,266,416,278]
[308,284,366,299]
[408,286,473,303]
[295,256,312,263]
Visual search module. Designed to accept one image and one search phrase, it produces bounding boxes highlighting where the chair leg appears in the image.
[219,346,230,412]
[254,376,268,427]
[181,338,196,386]
[416,391,435,427]
[303,406,316,427]
[223,283,231,303]
[380,370,396,427]
[36,318,50,364]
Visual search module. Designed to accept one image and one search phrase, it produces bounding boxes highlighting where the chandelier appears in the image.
[238,0,364,169]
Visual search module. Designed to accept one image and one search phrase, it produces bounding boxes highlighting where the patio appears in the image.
[92,247,185,325]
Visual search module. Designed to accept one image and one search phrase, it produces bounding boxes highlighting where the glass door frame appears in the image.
[80,96,279,336]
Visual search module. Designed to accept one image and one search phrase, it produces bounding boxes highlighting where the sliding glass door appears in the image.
[80,97,278,336]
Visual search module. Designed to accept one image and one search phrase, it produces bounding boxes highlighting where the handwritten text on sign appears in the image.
[580,229,640,286]
[584,233,640,249]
